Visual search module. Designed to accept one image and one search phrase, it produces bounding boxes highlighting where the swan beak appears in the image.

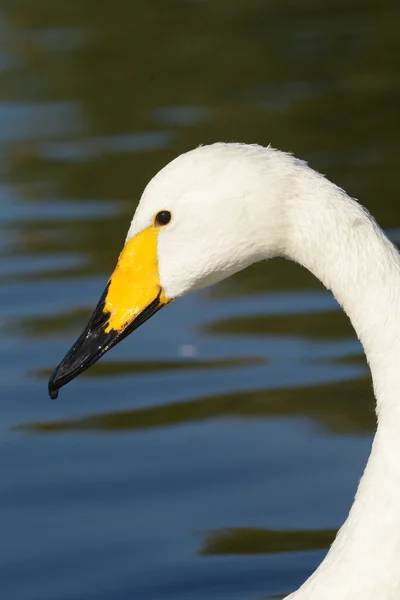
[48,226,171,399]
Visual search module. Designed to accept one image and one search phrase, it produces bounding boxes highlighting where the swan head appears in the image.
[48,143,289,398]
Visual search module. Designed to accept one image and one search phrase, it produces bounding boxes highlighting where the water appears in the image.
[1,1,399,598]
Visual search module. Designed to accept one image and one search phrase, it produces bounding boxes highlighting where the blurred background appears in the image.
[1,1,399,599]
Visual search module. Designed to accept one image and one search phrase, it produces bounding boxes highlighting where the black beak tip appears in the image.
[48,364,64,399]
[48,376,60,400]
[46,288,168,400]
[49,387,59,400]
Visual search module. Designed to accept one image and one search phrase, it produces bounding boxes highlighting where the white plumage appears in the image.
[128,143,400,599]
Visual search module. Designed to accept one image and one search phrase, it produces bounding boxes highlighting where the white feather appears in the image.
[127,142,400,599]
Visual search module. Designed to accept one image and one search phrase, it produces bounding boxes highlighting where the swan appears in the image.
[48,142,400,599]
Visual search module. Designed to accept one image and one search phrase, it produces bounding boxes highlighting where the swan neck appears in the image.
[283,173,400,599]
[285,175,400,413]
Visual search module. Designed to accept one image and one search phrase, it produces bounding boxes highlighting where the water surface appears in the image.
[1,2,399,599]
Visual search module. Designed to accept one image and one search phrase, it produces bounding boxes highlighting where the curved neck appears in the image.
[283,172,400,599]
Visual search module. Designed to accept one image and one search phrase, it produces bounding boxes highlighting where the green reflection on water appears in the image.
[205,309,355,339]
[2,0,400,292]
[200,527,337,556]
[34,356,265,378]
[22,376,374,435]
[208,259,323,298]
[17,307,91,336]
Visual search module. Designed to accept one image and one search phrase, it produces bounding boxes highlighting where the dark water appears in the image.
[1,2,400,599]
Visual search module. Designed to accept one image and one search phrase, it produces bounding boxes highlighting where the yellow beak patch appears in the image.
[48,223,172,399]
[104,225,170,333]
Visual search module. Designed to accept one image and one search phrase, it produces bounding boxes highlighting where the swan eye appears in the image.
[155,210,172,226]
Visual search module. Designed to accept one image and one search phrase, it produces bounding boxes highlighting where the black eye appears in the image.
[155,210,171,226]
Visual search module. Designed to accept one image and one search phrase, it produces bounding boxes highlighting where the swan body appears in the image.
[50,143,400,599]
